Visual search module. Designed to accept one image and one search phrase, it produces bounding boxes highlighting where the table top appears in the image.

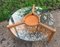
[9,7,54,41]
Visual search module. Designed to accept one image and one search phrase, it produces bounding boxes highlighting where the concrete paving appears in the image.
[0,10,60,47]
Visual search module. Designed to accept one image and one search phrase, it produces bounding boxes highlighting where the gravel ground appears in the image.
[0,10,60,47]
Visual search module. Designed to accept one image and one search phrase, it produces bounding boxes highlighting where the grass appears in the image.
[0,0,60,22]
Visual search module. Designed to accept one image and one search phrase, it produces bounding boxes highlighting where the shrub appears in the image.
[0,0,60,21]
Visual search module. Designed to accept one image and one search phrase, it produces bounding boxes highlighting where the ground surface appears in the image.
[0,10,60,47]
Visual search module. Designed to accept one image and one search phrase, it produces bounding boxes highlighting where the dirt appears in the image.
[0,10,60,47]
